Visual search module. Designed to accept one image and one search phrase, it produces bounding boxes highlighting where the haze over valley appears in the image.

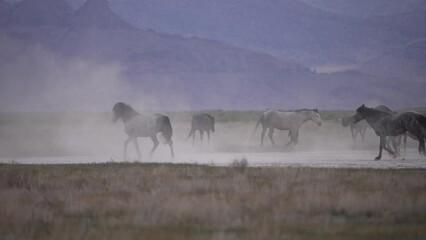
[1,0,425,111]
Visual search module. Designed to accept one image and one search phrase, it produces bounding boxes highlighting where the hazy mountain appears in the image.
[66,0,411,66]
[7,0,424,67]
[6,0,73,27]
[0,1,11,25]
[301,0,426,18]
[72,0,133,29]
[359,40,426,81]
[367,11,426,39]
[0,0,425,111]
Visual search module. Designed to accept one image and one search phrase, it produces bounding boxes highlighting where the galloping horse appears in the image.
[353,104,426,160]
[342,115,368,143]
[187,113,215,145]
[374,105,415,156]
[252,109,322,146]
[113,102,174,160]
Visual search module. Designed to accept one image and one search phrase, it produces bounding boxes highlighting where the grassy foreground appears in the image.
[1,163,426,240]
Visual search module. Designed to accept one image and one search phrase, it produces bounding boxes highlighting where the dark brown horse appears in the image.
[113,102,174,160]
[187,113,215,146]
[353,104,426,160]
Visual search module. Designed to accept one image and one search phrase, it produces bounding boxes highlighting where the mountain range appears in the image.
[301,0,426,18]
[0,0,425,111]
[61,0,425,66]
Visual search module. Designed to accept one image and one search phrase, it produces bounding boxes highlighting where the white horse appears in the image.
[113,102,174,160]
[251,109,322,146]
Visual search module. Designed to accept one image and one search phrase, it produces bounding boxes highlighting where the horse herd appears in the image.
[112,102,426,161]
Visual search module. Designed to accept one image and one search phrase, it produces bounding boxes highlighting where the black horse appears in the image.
[353,104,426,160]
[373,105,405,155]
[187,113,215,145]
[113,102,174,160]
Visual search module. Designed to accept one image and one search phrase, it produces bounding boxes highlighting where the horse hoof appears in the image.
[374,157,381,161]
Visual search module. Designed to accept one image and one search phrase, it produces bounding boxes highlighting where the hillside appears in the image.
[359,40,426,81]
[301,0,426,18]
[83,0,411,65]
[0,0,425,111]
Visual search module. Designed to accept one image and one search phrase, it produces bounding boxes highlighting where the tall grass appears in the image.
[1,163,425,240]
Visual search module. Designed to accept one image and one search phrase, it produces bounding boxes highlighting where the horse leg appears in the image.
[287,129,298,146]
[123,137,132,161]
[133,138,141,161]
[383,137,396,158]
[200,131,204,145]
[268,128,275,146]
[286,130,293,146]
[403,134,407,156]
[386,137,398,157]
[192,130,196,146]
[417,136,425,156]
[361,129,366,142]
[260,126,266,146]
[294,129,299,145]
[353,129,358,142]
[168,140,175,159]
[150,136,159,157]
[375,136,385,160]
[207,130,211,145]
[396,136,402,156]
[187,128,196,146]
[350,127,355,142]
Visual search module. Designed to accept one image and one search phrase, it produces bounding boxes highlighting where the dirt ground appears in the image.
[1,116,426,240]
[1,119,425,168]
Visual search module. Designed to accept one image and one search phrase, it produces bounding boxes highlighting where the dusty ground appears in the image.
[1,114,426,239]
[1,119,425,168]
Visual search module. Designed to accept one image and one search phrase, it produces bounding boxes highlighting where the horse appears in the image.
[251,109,322,146]
[112,102,174,160]
[374,105,415,156]
[186,113,215,146]
[342,115,368,143]
[352,104,426,160]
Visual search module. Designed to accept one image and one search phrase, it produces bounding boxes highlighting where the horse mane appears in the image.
[122,103,139,114]
[357,105,392,118]
[113,102,139,121]
[374,105,397,115]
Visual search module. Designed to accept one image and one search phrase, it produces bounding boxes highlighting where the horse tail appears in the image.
[249,114,263,139]
[158,115,173,144]
[187,127,195,141]
[418,114,426,139]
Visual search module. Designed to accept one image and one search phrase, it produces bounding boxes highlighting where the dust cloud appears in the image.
[0,107,423,167]
[0,45,129,111]
[0,46,423,166]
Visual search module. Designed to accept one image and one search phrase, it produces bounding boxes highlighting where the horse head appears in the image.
[341,116,351,127]
[309,109,322,126]
[112,102,138,122]
[353,104,367,123]
[206,114,215,132]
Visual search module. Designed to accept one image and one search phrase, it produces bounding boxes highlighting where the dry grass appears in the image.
[1,163,426,240]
